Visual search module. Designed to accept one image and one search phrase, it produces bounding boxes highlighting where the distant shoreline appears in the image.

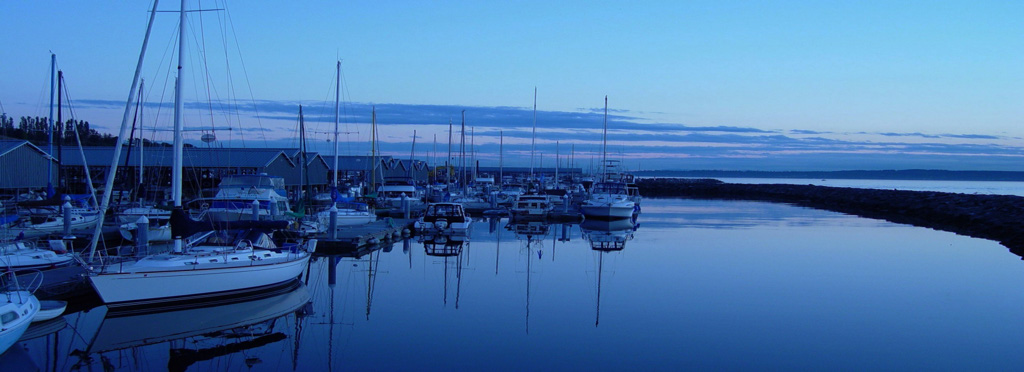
[636,169,1024,182]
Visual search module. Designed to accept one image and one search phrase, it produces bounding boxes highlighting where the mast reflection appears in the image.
[420,234,467,309]
[581,218,637,326]
[507,220,552,333]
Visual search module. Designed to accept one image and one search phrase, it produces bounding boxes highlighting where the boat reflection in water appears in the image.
[66,280,311,371]
[581,218,638,326]
[420,234,467,308]
[507,220,552,333]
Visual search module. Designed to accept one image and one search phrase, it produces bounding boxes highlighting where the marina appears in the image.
[2,0,1021,370]
[7,197,1024,369]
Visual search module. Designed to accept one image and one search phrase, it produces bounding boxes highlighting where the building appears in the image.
[0,140,58,196]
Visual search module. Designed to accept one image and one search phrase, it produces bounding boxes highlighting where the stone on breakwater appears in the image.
[636,178,1024,257]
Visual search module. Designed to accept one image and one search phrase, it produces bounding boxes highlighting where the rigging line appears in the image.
[196,0,218,136]
[223,3,265,148]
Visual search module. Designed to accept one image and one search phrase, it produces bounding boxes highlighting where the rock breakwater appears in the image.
[637,178,1024,257]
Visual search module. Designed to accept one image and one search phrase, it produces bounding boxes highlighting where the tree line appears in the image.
[0,113,169,148]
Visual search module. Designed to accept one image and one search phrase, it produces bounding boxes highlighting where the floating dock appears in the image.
[316,218,414,251]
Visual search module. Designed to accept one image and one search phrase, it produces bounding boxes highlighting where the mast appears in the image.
[47,53,55,198]
[601,96,608,182]
[171,0,187,252]
[555,141,559,189]
[299,105,311,214]
[530,87,537,181]
[499,130,503,185]
[138,79,145,200]
[87,0,160,260]
[460,110,466,194]
[408,130,416,178]
[332,61,340,189]
[447,118,452,190]
[370,107,377,193]
[56,70,63,194]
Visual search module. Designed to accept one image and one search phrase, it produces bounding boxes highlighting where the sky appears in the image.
[2,1,1022,171]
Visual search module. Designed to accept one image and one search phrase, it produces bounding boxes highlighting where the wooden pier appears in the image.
[316,218,414,251]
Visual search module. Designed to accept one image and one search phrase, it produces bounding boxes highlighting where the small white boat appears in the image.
[32,300,66,322]
[0,240,76,271]
[316,202,376,230]
[0,289,40,355]
[510,194,551,220]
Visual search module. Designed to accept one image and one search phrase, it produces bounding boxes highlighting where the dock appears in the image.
[316,218,414,251]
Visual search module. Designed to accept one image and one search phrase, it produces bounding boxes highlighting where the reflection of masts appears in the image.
[456,246,464,310]
[526,241,532,334]
[168,333,288,371]
[596,251,603,327]
[366,250,380,320]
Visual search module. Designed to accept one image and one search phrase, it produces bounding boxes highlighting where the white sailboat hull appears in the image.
[88,254,310,306]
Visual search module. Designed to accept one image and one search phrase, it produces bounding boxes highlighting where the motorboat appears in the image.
[509,194,551,220]
[580,181,637,220]
[414,203,472,235]
[194,174,292,222]
[0,240,76,272]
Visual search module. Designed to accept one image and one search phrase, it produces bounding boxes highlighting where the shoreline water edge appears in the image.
[637,178,1024,258]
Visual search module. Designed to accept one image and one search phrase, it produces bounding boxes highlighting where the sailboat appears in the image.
[580,97,638,220]
[86,0,314,307]
[316,61,376,232]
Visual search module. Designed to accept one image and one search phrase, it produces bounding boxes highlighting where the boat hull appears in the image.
[88,254,310,306]
[0,291,38,355]
[580,203,636,220]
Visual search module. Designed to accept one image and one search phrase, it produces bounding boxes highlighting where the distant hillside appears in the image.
[636,170,1024,182]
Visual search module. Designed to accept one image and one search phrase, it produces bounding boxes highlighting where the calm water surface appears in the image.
[713,177,1024,196]
[11,198,1024,370]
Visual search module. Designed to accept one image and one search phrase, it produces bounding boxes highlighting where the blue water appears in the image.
[13,198,1024,370]
[712,177,1024,196]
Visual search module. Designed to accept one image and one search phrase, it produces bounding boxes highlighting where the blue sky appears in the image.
[2,1,1022,171]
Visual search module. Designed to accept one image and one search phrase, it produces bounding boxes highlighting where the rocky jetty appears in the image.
[637,178,1024,257]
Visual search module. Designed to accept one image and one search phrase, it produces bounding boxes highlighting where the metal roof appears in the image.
[61,146,296,169]
[0,140,53,159]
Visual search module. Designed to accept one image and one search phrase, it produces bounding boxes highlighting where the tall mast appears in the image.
[460,110,466,194]
[299,105,310,213]
[56,70,63,194]
[601,96,608,182]
[408,130,417,178]
[333,61,340,188]
[47,54,56,198]
[447,118,452,189]
[499,130,503,185]
[88,0,160,260]
[370,106,377,192]
[173,0,186,208]
[171,0,187,253]
[138,79,145,193]
[530,87,537,181]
